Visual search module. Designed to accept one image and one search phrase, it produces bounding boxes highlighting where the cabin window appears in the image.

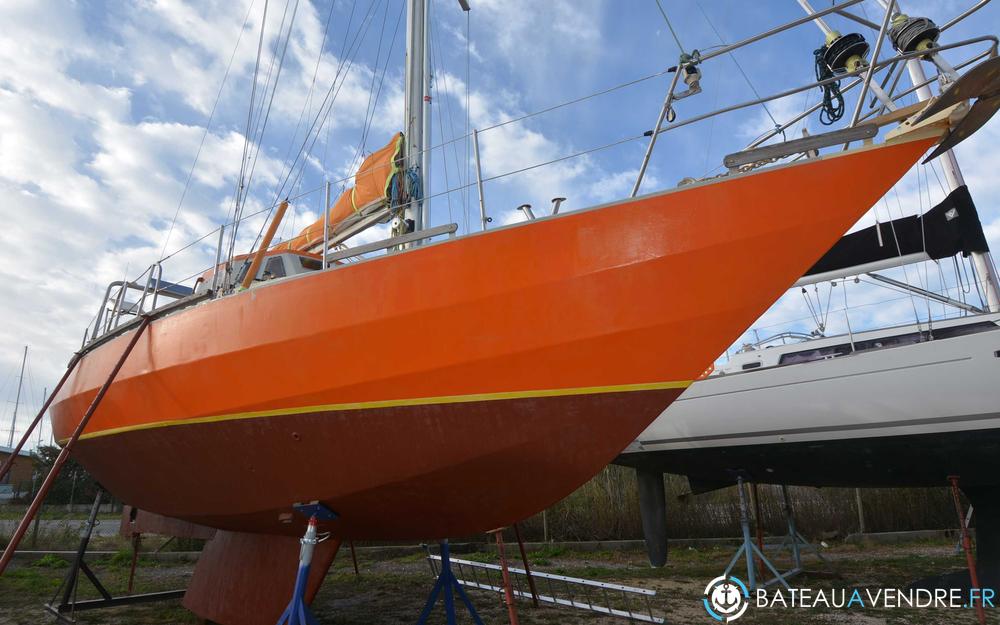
[931,321,998,339]
[235,262,251,285]
[778,343,852,365]
[741,361,762,370]
[264,257,286,279]
[300,257,322,271]
[852,331,922,352]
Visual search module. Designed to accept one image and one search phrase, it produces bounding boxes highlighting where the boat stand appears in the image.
[722,477,793,591]
[769,485,828,573]
[45,488,185,623]
[276,516,322,625]
[948,475,987,625]
[417,540,485,625]
[275,502,339,625]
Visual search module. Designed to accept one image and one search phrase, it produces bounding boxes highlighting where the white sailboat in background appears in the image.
[617,0,1000,581]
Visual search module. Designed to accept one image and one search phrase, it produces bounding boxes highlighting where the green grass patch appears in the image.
[30,554,68,568]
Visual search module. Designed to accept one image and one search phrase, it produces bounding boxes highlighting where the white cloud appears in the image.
[0,0,360,439]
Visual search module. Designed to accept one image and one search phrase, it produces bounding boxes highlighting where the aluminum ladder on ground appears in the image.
[426,549,666,623]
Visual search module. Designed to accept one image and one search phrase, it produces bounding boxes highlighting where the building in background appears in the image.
[0,445,33,501]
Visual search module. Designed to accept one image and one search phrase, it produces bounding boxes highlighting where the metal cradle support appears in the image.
[723,477,793,591]
[724,480,829,592]
[418,540,485,625]
[44,489,185,623]
[769,485,829,575]
[949,475,987,625]
[488,529,520,625]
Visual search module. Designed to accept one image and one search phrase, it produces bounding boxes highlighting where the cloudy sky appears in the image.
[1,0,998,445]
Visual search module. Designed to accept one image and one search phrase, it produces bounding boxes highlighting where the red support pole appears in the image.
[0,352,81,483]
[490,529,520,625]
[949,475,987,625]
[512,522,539,607]
[0,317,150,576]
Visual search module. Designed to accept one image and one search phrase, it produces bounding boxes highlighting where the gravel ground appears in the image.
[0,539,993,624]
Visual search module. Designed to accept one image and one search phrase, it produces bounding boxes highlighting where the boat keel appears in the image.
[183,528,341,625]
[636,468,668,568]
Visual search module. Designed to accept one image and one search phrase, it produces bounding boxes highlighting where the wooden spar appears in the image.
[240,200,289,290]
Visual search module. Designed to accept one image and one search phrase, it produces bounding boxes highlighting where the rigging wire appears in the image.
[230,0,271,263]
[230,0,299,257]
[158,0,258,262]
[237,0,301,227]
[431,14,470,231]
[694,1,780,130]
[653,0,686,55]
[347,0,404,179]
[276,0,381,202]
[244,0,382,258]
[278,0,338,192]
[888,186,926,327]
[322,0,360,175]
[428,27,454,225]
[465,9,471,233]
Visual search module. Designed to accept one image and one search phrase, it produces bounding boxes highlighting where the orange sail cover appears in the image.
[279,133,403,252]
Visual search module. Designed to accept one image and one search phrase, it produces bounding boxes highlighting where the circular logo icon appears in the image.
[703,575,749,622]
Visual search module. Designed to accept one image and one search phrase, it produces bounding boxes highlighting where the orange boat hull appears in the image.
[51,135,934,539]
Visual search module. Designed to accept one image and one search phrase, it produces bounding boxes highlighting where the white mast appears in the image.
[904,62,1000,311]
[797,0,1000,312]
[403,0,431,234]
[873,0,1000,312]
[7,346,26,448]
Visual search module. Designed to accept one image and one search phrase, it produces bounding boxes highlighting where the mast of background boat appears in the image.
[403,0,430,236]
[37,387,46,447]
[7,346,27,448]
[876,0,1000,311]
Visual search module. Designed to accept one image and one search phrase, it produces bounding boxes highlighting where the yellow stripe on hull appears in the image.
[72,379,692,442]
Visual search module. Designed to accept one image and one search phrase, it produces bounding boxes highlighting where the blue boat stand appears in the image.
[276,502,338,625]
[276,515,321,625]
[417,540,484,625]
